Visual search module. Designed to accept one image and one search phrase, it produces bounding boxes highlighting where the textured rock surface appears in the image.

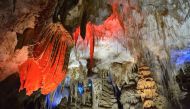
[137,65,158,108]
[0,0,48,81]
[0,0,190,109]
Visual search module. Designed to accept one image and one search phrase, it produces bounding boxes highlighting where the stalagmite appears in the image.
[137,65,158,109]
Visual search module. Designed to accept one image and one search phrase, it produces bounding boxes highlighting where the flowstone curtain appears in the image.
[18,23,74,95]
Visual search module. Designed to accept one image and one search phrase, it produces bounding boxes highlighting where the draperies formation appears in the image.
[18,23,74,95]
[19,2,125,96]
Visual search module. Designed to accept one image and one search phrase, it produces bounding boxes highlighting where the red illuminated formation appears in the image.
[19,23,74,95]
[73,3,125,67]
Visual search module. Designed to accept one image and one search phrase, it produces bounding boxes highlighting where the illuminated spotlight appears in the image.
[78,82,84,96]
[88,79,92,87]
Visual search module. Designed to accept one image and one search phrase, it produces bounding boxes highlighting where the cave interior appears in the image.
[1,0,190,109]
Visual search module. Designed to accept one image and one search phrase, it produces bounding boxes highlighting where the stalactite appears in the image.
[72,3,124,70]
[18,23,74,95]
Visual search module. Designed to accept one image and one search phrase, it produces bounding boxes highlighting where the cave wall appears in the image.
[0,0,48,81]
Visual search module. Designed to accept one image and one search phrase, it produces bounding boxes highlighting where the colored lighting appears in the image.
[45,76,71,109]
[45,84,63,109]
[78,83,84,96]
[171,45,190,68]
[72,3,125,69]
[18,23,74,95]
